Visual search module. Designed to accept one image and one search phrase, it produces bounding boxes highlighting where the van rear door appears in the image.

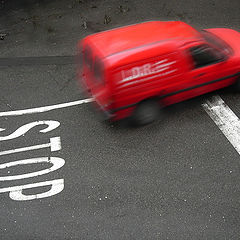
[82,45,113,116]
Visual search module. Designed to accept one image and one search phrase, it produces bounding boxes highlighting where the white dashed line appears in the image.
[202,95,240,154]
[0,98,93,117]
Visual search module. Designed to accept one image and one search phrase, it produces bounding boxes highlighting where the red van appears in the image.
[77,21,240,125]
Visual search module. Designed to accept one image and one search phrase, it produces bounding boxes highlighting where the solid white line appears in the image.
[202,95,240,154]
[0,98,94,117]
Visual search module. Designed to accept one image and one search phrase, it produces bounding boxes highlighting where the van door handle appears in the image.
[194,73,206,78]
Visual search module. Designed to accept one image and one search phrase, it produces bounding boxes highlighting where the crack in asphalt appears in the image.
[59,74,75,91]
[0,97,12,110]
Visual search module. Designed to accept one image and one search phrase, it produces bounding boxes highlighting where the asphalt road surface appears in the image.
[0,0,240,239]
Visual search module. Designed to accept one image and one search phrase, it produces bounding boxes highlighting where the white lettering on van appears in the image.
[132,67,141,78]
[155,61,176,69]
[119,69,178,88]
[120,59,177,84]
[152,59,168,66]
[143,64,151,75]
[121,70,126,80]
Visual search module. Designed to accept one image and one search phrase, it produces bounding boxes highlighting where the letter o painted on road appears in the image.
[0,157,65,181]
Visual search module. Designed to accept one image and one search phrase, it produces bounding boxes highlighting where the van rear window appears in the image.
[93,58,104,85]
[84,46,93,69]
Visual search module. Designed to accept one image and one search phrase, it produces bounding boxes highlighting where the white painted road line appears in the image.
[0,120,60,141]
[0,136,61,156]
[202,95,240,154]
[0,157,65,181]
[0,179,64,201]
[0,179,63,193]
[0,98,93,117]
[1,93,239,157]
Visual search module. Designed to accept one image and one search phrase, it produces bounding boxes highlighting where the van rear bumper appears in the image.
[96,103,115,120]
[80,77,114,120]
[88,97,115,121]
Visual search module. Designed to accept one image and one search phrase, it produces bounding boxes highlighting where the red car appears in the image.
[77,21,240,125]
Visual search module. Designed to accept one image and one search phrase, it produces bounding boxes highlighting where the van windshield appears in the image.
[201,30,233,56]
[84,46,104,85]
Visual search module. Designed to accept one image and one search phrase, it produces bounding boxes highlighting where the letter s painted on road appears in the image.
[0,120,60,141]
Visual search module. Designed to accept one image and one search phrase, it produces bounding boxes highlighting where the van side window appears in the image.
[189,45,222,69]
[84,46,93,69]
[94,58,104,85]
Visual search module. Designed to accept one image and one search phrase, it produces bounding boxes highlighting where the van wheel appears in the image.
[131,99,160,126]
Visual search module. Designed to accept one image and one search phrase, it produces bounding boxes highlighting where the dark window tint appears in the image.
[201,30,232,56]
[189,45,221,68]
[93,58,104,85]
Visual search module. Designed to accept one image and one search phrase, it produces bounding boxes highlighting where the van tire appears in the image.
[131,99,160,126]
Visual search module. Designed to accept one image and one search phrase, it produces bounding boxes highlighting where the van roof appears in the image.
[84,21,200,58]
